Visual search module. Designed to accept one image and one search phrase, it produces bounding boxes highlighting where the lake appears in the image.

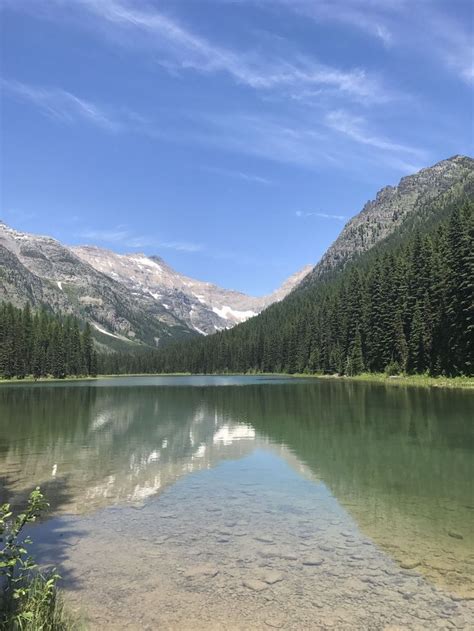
[0,376,473,629]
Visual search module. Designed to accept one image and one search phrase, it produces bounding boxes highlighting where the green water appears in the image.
[0,376,473,629]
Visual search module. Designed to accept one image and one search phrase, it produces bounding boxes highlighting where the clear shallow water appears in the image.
[0,376,473,629]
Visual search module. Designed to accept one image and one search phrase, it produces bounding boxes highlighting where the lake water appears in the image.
[0,376,473,629]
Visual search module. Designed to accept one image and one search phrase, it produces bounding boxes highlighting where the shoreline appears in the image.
[0,372,473,389]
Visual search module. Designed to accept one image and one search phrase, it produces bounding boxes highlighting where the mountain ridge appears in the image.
[0,221,311,347]
[303,154,473,284]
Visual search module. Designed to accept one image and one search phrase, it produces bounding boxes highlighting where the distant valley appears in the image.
[0,221,312,350]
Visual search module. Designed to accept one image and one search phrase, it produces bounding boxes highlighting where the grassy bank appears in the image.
[0,372,472,389]
[0,375,99,385]
[294,372,474,390]
[0,373,191,384]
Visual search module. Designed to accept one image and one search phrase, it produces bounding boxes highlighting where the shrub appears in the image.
[0,488,74,630]
[385,361,402,376]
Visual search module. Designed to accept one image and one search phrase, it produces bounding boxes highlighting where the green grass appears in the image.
[1,574,82,631]
[1,488,83,630]
[0,375,99,385]
[289,372,474,389]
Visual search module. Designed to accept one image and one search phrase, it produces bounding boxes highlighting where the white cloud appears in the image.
[79,227,204,252]
[1,78,121,131]
[296,211,346,221]
[190,110,428,174]
[80,228,131,242]
[54,0,392,104]
[227,0,473,85]
[202,166,273,185]
[276,0,400,47]
[424,10,474,85]
[325,109,425,157]
[194,112,340,169]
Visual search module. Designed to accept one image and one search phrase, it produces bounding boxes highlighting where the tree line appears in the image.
[98,201,473,377]
[1,200,472,380]
[0,303,97,379]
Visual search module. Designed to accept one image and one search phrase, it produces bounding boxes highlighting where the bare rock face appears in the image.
[0,222,193,349]
[0,221,311,347]
[70,247,312,335]
[303,155,474,284]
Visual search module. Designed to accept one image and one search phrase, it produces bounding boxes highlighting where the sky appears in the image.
[1,0,473,295]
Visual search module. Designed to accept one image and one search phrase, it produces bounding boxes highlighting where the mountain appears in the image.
[0,222,311,348]
[112,155,473,377]
[304,155,473,284]
[72,246,312,335]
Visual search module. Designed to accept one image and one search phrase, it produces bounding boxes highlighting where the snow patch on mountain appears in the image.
[72,245,313,335]
[92,323,124,340]
[212,305,257,322]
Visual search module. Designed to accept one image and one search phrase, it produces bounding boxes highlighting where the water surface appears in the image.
[1,376,473,629]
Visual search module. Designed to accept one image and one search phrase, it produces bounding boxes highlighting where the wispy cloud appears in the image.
[78,226,204,252]
[275,0,400,47]
[1,78,121,130]
[128,237,204,253]
[194,112,340,169]
[1,208,37,222]
[423,10,474,85]
[50,0,392,104]
[190,110,428,174]
[79,228,131,242]
[325,109,425,157]
[202,166,273,185]
[296,210,346,221]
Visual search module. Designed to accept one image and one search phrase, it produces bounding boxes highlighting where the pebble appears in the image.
[184,564,219,579]
[264,615,286,628]
[262,571,284,585]
[280,553,298,561]
[243,578,268,592]
[302,557,324,566]
[400,560,421,570]
[450,590,474,601]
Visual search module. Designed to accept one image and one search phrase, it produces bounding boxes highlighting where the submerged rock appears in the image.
[302,557,324,566]
[243,578,268,592]
[184,564,219,579]
[262,571,284,585]
[400,559,421,570]
[264,615,286,628]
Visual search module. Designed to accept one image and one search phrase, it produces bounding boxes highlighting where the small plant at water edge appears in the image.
[0,487,72,630]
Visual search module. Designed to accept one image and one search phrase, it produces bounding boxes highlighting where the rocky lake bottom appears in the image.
[30,451,473,630]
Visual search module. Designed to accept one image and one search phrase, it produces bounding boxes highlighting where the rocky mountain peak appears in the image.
[0,220,311,347]
[72,244,312,335]
[304,154,473,283]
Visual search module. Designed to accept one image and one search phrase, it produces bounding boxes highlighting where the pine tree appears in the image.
[346,327,364,376]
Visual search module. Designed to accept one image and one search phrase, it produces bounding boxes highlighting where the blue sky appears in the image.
[1,0,473,295]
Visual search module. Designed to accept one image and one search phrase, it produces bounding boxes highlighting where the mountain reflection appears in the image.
[0,378,472,594]
[0,385,265,512]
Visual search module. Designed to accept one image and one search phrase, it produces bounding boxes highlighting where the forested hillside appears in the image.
[99,197,473,378]
[0,303,98,379]
[1,162,472,381]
